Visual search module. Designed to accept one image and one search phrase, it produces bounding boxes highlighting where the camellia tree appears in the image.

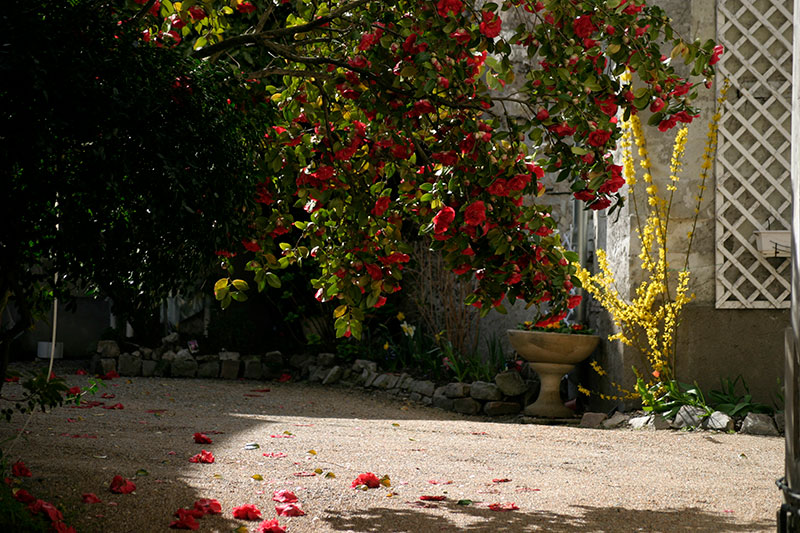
[123,0,719,339]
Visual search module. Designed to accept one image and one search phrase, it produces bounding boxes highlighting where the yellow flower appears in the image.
[396,312,405,321]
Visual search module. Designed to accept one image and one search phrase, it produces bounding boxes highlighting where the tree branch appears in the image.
[193,0,373,59]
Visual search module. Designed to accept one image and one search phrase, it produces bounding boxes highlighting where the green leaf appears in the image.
[265,272,282,288]
[232,279,249,291]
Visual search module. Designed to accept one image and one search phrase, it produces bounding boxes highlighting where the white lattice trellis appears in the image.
[715,0,793,309]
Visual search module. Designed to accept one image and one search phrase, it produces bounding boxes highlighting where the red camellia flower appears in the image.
[573,189,595,202]
[275,503,305,517]
[188,6,206,20]
[549,123,576,137]
[479,11,502,38]
[272,490,298,503]
[109,475,136,494]
[536,108,549,121]
[257,520,287,533]
[586,129,611,147]
[81,493,102,504]
[433,206,456,234]
[709,44,724,65]
[594,96,617,117]
[658,116,677,132]
[567,295,582,309]
[436,0,462,17]
[449,28,470,45]
[236,2,256,14]
[590,197,612,210]
[351,472,381,488]
[193,432,213,444]
[189,450,215,464]
[12,460,32,478]
[572,15,596,38]
[464,201,486,226]
[371,196,391,217]
[67,386,81,396]
[13,489,36,504]
[29,499,64,522]
[233,503,262,520]
[650,97,665,113]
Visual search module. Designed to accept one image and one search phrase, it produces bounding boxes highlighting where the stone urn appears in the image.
[507,329,600,418]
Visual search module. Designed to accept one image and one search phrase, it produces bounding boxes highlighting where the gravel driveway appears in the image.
[0,364,784,532]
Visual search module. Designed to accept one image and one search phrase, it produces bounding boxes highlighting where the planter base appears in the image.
[523,362,575,418]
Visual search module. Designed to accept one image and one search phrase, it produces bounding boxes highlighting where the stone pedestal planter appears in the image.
[507,329,599,418]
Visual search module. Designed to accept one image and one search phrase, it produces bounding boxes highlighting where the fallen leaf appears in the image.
[232,503,262,520]
[380,475,392,487]
[392,423,400,427]
[314,468,324,475]
[324,472,336,479]
[234,527,249,533]
[307,449,317,455]
[457,499,473,506]
[244,443,260,450]
[93,455,108,459]
[275,503,305,517]
[488,502,519,511]
[135,469,149,476]
[420,495,446,501]
[252,474,264,481]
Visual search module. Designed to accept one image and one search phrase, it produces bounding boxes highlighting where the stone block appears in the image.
[290,353,314,369]
[219,351,241,361]
[141,360,157,378]
[453,398,482,415]
[628,415,653,430]
[602,411,630,429]
[740,413,779,436]
[161,350,177,362]
[703,411,734,432]
[653,415,672,430]
[140,347,154,360]
[444,382,471,398]
[153,360,170,377]
[117,353,142,377]
[220,360,241,380]
[352,359,378,373]
[317,352,336,367]
[309,366,328,383]
[161,332,180,345]
[322,366,343,385]
[432,394,454,411]
[483,401,521,416]
[495,371,527,396]
[99,358,117,376]
[398,374,413,390]
[263,351,284,369]
[671,405,705,429]
[421,396,433,406]
[96,340,120,358]
[243,358,262,380]
[579,412,607,428]
[470,381,502,401]
[775,412,785,434]
[171,357,197,378]
[373,374,400,390]
[363,371,379,388]
[409,392,423,403]
[197,361,220,379]
[409,380,435,397]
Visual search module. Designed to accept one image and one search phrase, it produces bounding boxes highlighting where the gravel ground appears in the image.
[0,361,784,532]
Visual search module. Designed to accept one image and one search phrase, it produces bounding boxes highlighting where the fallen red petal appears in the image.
[257,519,287,533]
[263,452,287,458]
[275,503,305,517]
[293,471,316,477]
[193,498,222,515]
[488,502,519,511]
[81,493,102,504]
[100,393,116,399]
[169,509,200,530]
[277,373,292,382]
[109,475,136,494]
[101,403,124,410]
[232,503,262,520]
[420,495,446,501]
[75,369,88,375]
[189,450,215,464]
[272,490,298,503]
[492,478,512,483]
[428,479,453,485]
[12,460,32,478]
[351,472,381,489]
[13,488,36,504]
[193,432,213,444]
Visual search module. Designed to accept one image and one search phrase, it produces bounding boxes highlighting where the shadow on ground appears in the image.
[323,502,775,532]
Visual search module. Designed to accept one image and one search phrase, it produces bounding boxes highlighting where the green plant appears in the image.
[441,334,507,383]
[635,376,711,420]
[709,375,773,418]
[0,481,50,533]
[1,370,69,422]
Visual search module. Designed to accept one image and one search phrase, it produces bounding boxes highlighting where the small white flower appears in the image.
[400,321,416,338]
